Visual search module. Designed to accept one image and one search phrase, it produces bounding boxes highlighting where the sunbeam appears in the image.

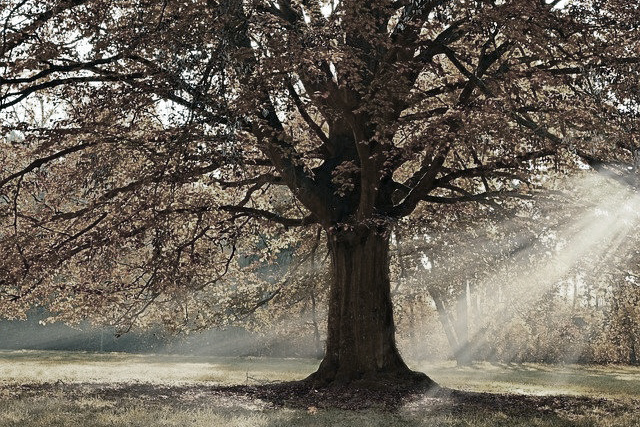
[399,172,640,368]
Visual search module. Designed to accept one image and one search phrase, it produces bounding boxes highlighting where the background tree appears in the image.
[1,0,639,386]
[396,174,640,365]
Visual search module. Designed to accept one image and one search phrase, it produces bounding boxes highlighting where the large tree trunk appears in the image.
[307,225,435,387]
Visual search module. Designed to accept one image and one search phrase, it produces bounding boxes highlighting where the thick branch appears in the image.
[434,149,555,186]
[421,191,533,204]
[392,142,451,216]
[48,162,220,223]
[1,74,143,111]
[0,142,96,189]
[286,82,330,147]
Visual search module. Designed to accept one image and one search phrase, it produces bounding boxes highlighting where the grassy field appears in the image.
[0,350,639,426]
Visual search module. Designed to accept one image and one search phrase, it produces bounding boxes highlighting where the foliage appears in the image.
[1,0,640,380]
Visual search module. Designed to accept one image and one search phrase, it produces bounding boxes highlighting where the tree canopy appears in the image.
[1,0,639,385]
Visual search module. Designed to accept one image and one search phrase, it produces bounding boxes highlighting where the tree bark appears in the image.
[307,225,435,387]
[454,282,472,366]
[428,284,473,366]
[310,290,323,359]
[630,340,637,365]
[428,287,460,356]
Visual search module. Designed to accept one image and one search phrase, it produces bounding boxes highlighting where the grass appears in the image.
[0,350,639,426]
[0,350,316,385]
[414,360,640,400]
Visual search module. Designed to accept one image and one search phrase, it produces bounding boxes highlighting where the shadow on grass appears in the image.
[3,380,636,417]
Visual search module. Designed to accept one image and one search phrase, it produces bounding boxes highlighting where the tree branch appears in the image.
[0,0,89,57]
[220,205,317,227]
[0,142,96,189]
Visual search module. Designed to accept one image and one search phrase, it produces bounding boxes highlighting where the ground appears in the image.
[0,351,639,426]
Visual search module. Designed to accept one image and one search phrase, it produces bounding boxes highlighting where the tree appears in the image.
[1,0,639,386]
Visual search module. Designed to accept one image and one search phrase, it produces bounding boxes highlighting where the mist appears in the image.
[395,172,640,365]
[2,172,639,367]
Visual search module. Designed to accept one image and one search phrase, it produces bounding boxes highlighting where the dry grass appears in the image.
[0,350,316,385]
[414,360,640,400]
[0,351,639,427]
